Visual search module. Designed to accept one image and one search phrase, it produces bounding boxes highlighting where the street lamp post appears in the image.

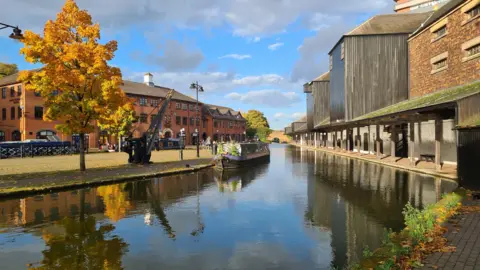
[0,22,23,40]
[190,82,204,158]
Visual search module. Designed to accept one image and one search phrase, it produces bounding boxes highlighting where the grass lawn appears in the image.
[0,149,213,176]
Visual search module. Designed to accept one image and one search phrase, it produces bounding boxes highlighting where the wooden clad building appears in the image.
[328,13,431,123]
[305,72,330,130]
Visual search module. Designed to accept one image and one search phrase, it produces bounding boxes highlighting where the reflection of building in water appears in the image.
[0,189,103,226]
[212,164,269,193]
[305,149,458,267]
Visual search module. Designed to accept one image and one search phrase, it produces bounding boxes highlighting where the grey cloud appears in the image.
[1,0,391,38]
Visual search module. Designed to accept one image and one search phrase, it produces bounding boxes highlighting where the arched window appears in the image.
[164,131,172,139]
[11,130,21,141]
[0,131,5,142]
[36,130,56,140]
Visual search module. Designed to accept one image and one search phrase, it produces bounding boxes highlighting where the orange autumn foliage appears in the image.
[18,0,132,170]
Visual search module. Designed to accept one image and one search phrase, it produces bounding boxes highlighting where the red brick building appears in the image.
[203,104,247,142]
[0,72,246,147]
[409,0,480,97]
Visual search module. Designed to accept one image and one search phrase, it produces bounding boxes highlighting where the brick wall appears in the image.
[0,82,246,146]
[409,2,480,97]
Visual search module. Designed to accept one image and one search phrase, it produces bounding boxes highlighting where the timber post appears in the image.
[409,122,415,167]
[435,118,442,171]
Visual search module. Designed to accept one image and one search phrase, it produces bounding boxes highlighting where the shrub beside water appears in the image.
[355,191,463,269]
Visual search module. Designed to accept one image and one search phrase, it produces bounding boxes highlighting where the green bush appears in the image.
[402,202,436,244]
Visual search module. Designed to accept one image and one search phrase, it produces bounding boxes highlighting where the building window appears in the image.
[18,107,22,119]
[467,44,480,57]
[35,106,44,119]
[11,130,20,141]
[140,113,148,123]
[1,108,5,120]
[214,121,218,128]
[182,117,187,125]
[467,5,480,18]
[34,91,41,97]
[150,99,159,107]
[150,114,157,123]
[430,52,448,74]
[189,104,194,111]
[10,86,14,97]
[341,42,345,60]
[17,85,22,96]
[182,104,188,110]
[1,88,6,99]
[176,103,181,109]
[329,55,333,70]
[10,107,15,120]
[229,121,233,128]
[433,26,447,40]
[196,117,199,126]
[190,117,194,126]
[176,116,181,125]
[462,37,480,62]
[139,97,147,106]
[0,131,4,141]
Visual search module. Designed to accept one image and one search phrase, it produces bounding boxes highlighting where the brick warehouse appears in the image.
[285,0,479,186]
[0,72,246,148]
[409,0,480,97]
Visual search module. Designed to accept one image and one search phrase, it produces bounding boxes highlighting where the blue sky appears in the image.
[0,0,394,129]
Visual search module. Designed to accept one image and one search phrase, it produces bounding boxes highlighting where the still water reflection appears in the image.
[0,145,457,269]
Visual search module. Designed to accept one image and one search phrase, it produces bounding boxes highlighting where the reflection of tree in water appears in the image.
[31,191,129,270]
[97,184,132,222]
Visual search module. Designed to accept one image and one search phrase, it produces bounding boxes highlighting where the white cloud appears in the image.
[218,54,252,60]
[0,0,392,39]
[291,112,306,119]
[225,90,301,107]
[268,42,284,51]
[127,72,294,93]
[274,112,286,118]
[253,37,261,42]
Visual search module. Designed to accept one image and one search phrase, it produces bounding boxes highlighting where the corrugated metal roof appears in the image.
[313,72,330,82]
[410,0,465,38]
[346,12,432,36]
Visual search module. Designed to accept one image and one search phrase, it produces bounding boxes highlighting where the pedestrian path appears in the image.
[421,197,480,270]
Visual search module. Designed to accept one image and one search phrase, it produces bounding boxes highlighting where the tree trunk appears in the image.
[79,133,86,171]
[118,135,122,152]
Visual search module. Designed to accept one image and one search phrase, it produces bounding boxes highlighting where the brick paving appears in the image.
[421,198,480,270]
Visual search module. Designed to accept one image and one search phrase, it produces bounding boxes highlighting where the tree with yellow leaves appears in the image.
[19,0,128,171]
[98,97,135,151]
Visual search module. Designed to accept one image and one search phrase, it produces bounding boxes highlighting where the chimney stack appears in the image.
[144,72,154,87]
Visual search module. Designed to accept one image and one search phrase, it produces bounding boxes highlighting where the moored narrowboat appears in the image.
[213,142,270,170]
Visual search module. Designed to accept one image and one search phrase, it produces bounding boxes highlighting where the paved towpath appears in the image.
[421,196,480,270]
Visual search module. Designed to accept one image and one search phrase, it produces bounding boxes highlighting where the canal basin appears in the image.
[0,144,457,269]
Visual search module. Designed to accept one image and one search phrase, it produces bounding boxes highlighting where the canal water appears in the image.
[0,145,457,269]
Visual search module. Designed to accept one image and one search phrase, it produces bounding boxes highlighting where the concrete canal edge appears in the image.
[290,143,458,182]
[0,163,214,199]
